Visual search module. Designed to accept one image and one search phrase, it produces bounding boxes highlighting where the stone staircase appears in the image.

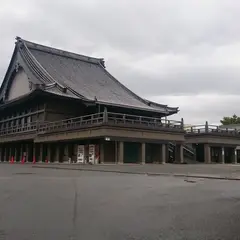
[168,143,197,164]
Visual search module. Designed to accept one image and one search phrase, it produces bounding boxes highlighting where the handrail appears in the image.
[38,112,104,133]
[0,111,184,136]
[186,124,240,135]
[0,121,38,136]
[107,112,183,129]
[169,142,194,155]
[38,111,184,133]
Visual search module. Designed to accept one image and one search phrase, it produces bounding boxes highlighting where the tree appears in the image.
[220,114,240,125]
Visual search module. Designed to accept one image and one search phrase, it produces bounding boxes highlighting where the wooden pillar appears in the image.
[100,143,104,164]
[115,141,118,163]
[0,146,4,162]
[232,148,237,164]
[141,143,146,164]
[66,144,70,163]
[33,144,36,162]
[20,144,23,162]
[39,144,43,162]
[176,144,184,163]
[3,145,7,162]
[9,146,12,162]
[193,145,197,162]
[55,144,60,162]
[161,144,166,164]
[220,147,225,164]
[26,144,30,162]
[0,146,3,162]
[14,145,18,162]
[118,141,124,164]
[204,144,211,164]
[47,144,51,162]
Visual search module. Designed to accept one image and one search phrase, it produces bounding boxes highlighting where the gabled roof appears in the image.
[0,37,179,115]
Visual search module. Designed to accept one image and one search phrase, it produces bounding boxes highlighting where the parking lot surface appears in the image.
[0,165,240,239]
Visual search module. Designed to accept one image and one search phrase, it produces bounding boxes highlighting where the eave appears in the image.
[0,89,94,111]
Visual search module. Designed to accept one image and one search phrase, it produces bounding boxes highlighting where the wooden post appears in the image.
[141,143,146,164]
[161,144,166,164]
[118,142,124,164]
[103,107,108,123]
[14,146,18,162]
[220,147,225,164]
[55,144,60,162]
[47,144,51,162]
[176,144,184,163]
[233,148,237,164]
[26,144,30,162]
[181,118,184,129]
[205,121,209,132]
[39,144,43,162]
[100,143,104,164]
[204,144,211,163]
[3,146,7,162]
[33,144,36,162]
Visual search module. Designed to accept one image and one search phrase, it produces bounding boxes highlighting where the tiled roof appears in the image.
[1,37,179,115]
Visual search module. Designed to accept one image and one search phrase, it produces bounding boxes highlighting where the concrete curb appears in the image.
[32,165,240,181]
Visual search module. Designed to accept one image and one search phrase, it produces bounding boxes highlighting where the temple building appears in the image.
[0,37,185,164]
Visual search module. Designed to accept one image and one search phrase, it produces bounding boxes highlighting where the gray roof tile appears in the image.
[1,37,179,115]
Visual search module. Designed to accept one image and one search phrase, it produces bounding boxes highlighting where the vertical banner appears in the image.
[77,145,85,163]
[89,144,95,164]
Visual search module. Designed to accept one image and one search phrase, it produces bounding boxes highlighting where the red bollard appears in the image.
[10,156,14,164]
[45,158,48,163]
[21,156,25,164]
[33,156,36,164]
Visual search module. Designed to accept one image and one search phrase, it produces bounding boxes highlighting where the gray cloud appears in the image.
[1,0,240,123]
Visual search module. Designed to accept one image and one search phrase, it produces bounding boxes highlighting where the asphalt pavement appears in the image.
[33,163,240,180]
[0,164,240,239]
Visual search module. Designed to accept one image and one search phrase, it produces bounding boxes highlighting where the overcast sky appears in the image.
[0,0,240,124]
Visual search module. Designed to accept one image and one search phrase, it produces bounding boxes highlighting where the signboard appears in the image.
[77,145,85,163]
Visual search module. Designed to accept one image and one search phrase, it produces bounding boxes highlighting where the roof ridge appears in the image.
[16,36,105,66]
